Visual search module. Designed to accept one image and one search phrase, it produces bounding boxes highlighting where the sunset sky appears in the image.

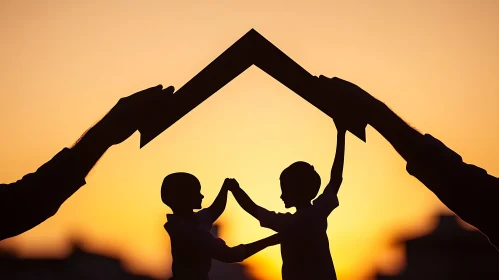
[1,1,498,279]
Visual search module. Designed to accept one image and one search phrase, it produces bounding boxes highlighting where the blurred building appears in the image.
[0,223,259,280]
[375,214,499,280]
[0,242,158,280]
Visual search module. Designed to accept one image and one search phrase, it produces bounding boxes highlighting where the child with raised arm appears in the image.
[228,126,347,280]
[161,172,280,280]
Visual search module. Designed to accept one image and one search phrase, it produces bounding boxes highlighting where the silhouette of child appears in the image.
[161,173,280,280]
[229,127,347,280]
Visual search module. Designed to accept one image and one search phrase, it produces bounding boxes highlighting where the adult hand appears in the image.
[92,85,175,147]
[315,75,380,118]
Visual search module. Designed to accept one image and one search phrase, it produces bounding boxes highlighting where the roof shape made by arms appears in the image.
[138,29,367,148]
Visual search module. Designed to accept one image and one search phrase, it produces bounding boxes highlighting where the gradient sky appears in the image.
[1,1,498,279]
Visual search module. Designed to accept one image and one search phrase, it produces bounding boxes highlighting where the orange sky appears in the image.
[1,1,498,279]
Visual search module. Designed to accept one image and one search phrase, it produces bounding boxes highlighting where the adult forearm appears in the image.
[370,99,499,249]
[69,124,112,179]
[0,143,94,240]
[405,133,499,249]
[367,100,425,163]
[0,85,173,241]
[8,124,112,236]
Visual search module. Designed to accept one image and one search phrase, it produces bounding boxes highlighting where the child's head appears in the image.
[279,161,321,208]
[161,172,204,212]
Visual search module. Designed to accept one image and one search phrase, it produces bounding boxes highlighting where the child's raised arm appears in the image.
[312,126,347,216]
[226,179,262,220]
[206,178,231,222]
[324,126,346,196]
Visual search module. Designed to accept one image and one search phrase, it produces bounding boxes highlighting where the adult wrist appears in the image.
[73,125,110,154]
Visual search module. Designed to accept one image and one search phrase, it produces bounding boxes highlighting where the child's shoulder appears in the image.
[295,206,329,223]
[165,215,206,238]
[194,209,214,229]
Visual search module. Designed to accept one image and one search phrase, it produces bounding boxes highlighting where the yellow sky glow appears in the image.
[1,1,498,279]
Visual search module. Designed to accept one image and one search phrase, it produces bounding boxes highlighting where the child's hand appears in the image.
[222,178,239,192]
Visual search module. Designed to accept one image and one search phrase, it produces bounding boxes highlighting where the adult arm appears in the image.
[316,76,499,249]
[0,85,174,241]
